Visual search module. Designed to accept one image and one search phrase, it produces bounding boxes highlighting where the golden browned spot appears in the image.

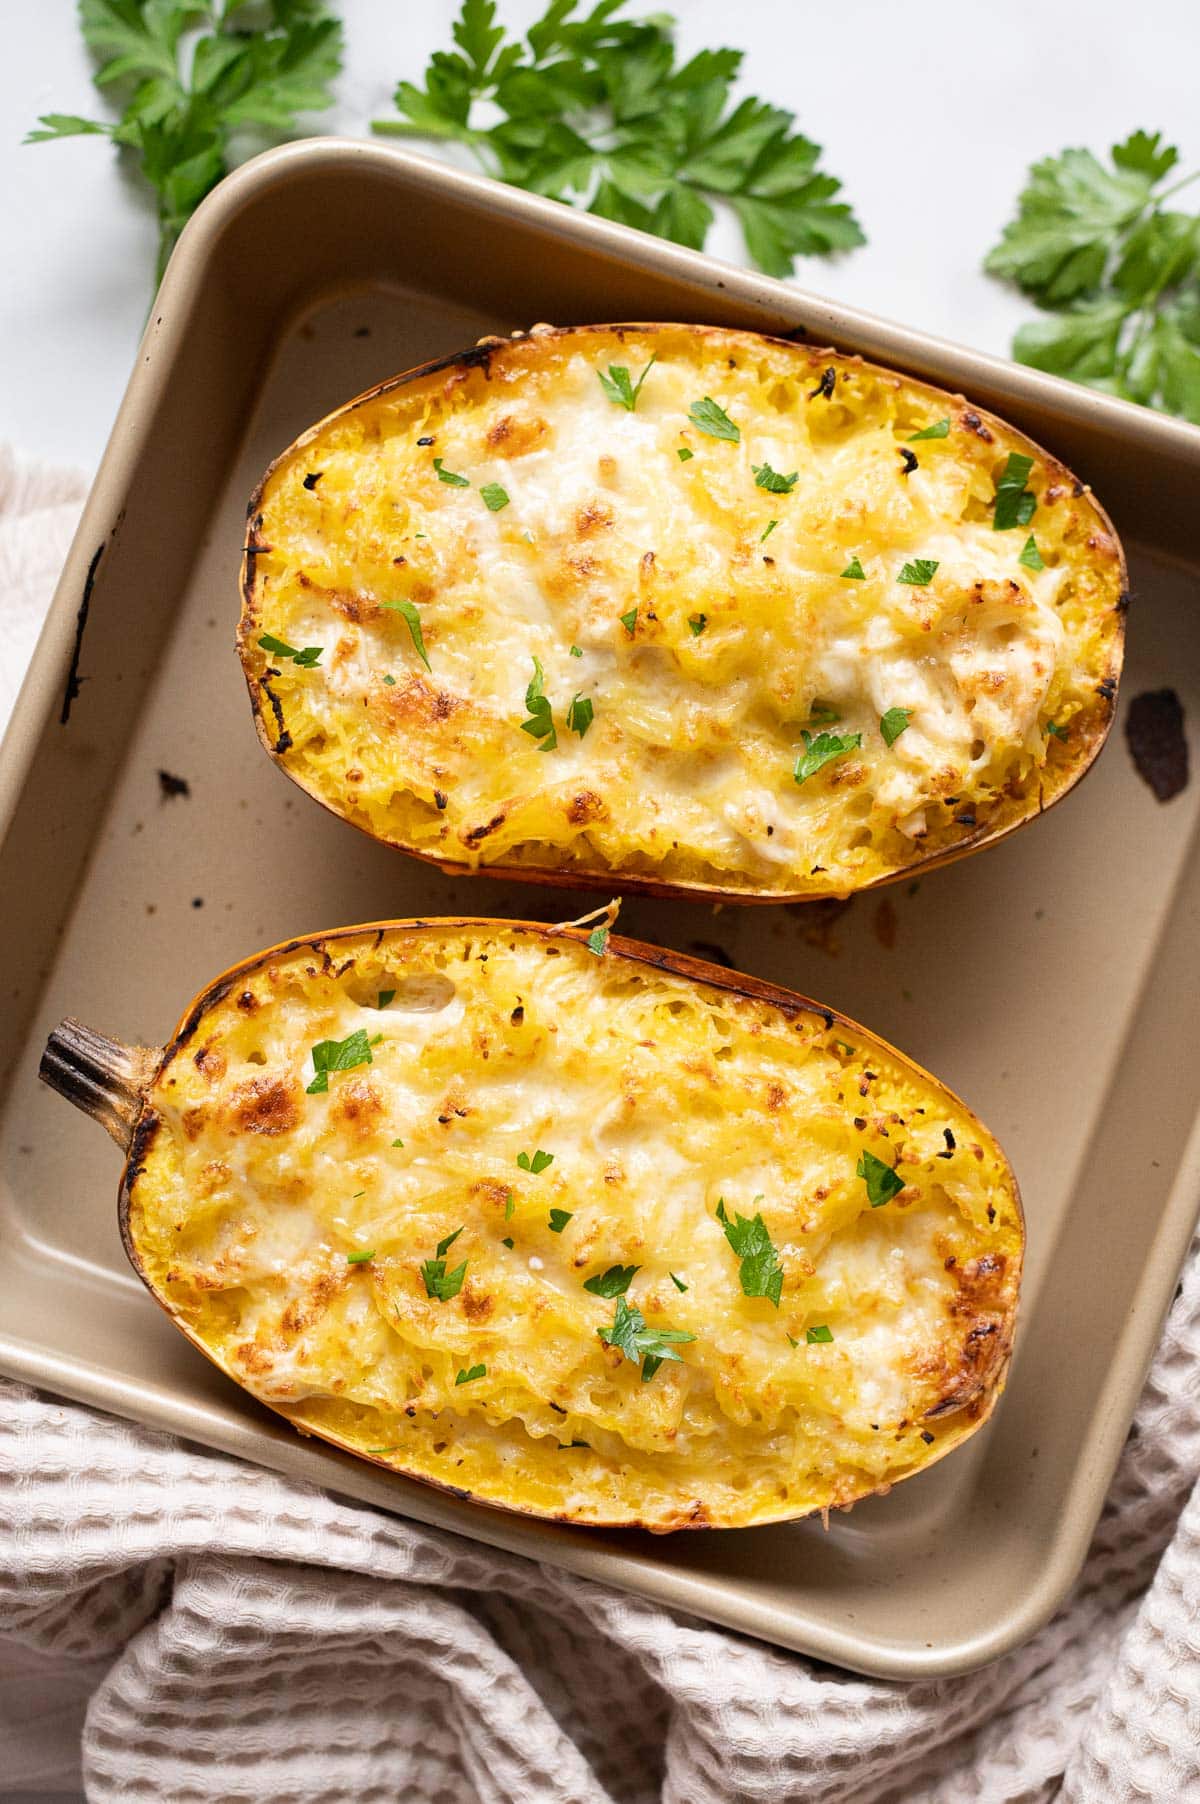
[182,1107,207,1142]
[765,1081,787,1112]
[486,413,546,456]
[233,1342,273,1375]
[382,676,465,729]
[193,1042,227,1081]
[229,1076,299,1138]
[330,590,379,625]
[463,812,506,847]
[462,1286,494,1323]
[330,1076,385,1138]
[236,991,259,1014]
[566,790,607,825]
[574,501,613,537]
[281,1271,341,1335]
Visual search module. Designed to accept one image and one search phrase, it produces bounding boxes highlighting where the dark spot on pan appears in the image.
[1116,590,1131,614]
[60,541,105,725]
[1125,687,1188,802]
[353,326,370,338]
[1096,677,1117,702]
[192,897,204,909]
[157,769,190,799]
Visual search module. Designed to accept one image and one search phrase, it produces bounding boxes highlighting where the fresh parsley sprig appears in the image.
[374,0,864,279]
[985,130,1200,423]
[715,1198,783,1306]
[28,0,343,283]
[421,1227,467,1301]
[793,729,861,786]
[306,1029,376,1095]
[598,1296,695,1382]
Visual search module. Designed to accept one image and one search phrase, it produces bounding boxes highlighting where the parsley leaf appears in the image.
[806,1323,833,1343]
[377,990,396,1009]
[520,655,557,750]
[434,457,471,487]
[456,1363,487,1384]
[670,1272,688,1292]
[28,0,343,283]
[907,418,950,441]
[598,1296,695,1382]
[897,558,939,586]
[306,1029,375,1094]
[517,1148,554,1174]
[421,1234,468,1300]
[985,131,1200,422]
[677,447,694,462]
[688,614,707,636]
[597,357,656,411]
[793,729,861,785]
[880,707,911,747]
[373,3,863,280]
[840,556,866,580]
[480,482,510,511]
[259,634,323,667]
[620,607,638,635]
[586,926,609,956]
[688,397,740,441]
[752,461,799,493]
[992,453,1037,531]
[715,1198,783,1307]
[567,692,594,738]
[380,598,432,670]
[583,1263,639,1297]
[857,1150,904,1208]
[548,1208,573,1233]
[1019,533,1046,571]
[760,519,779,544]
[570,643,583,657]
[346,1248,375,1264]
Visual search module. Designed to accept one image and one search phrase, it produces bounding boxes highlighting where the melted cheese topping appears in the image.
[242,325,1124,898]
[129,924,1022,1530]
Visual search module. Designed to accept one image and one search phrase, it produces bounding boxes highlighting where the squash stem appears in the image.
[39,1020,159,1151]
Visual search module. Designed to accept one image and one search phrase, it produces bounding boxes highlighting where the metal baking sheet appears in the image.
[2,141,1197,1680]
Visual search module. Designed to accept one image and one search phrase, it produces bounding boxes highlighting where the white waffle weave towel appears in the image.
[1,450,1198,1803]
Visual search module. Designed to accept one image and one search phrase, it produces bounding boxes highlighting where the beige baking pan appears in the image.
[2,141,1198,1680]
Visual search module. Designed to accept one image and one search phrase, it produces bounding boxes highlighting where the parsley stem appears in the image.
[1155,167,1200,204]
[370,118,483,144]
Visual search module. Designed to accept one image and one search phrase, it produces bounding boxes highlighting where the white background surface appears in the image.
[3,0,1200,471]
[0,3,1197,1800]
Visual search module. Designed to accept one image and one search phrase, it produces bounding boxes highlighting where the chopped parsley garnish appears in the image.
[793,729,861,785]
[840,556,866,580]
[346,1249,375,1264]
[520,655,557,750]
[518,1148,554,1174]
[586,926,609,956]
[1046,719,1068,739]
[567,692,594,738]
[455,1363,486,1385]
[382,674,396,686]
[752,461,799,494]
[583,1263,639,1298]
[897,558,939,586]
[377,989,396,1008]
[480,482,510,511]
[597,357,656,411]
[380,598,431,670]
[857,1150,904,1208]
[760,519,779,543]
[880,707,912,747]
[433,456,470,487]
[907,418,950,441]
[569,644,583,657]
[598,1297,695,1382]
[420,1227,467,1301]
[504,1190,515,1219]
[306,1029,375,1094]
[670,1272,688,1292]
[715,1198,783,1307]
[259,634,323,667]
[807,703,841,725]
[787,1334,799,1348]
[1019,533,1045,571]
[677,447,694,462]
[688,613,707,636]
[806,1323,834,1343]
[501,1236,514,1249]
[992,452,1037,530]
[620,607,638,635]
[391,1137,405,1147]
[548,1209,573,1233]
[688,396,740,442]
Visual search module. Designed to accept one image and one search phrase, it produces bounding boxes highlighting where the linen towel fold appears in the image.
[1,451,1198,1803]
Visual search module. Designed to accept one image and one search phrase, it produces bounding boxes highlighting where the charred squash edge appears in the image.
[237,323,1127,906]
[43,918,1023,1530]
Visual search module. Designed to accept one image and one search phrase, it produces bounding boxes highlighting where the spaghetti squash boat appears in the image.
[41,918,1022,1531]
[239,323,1125,902]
